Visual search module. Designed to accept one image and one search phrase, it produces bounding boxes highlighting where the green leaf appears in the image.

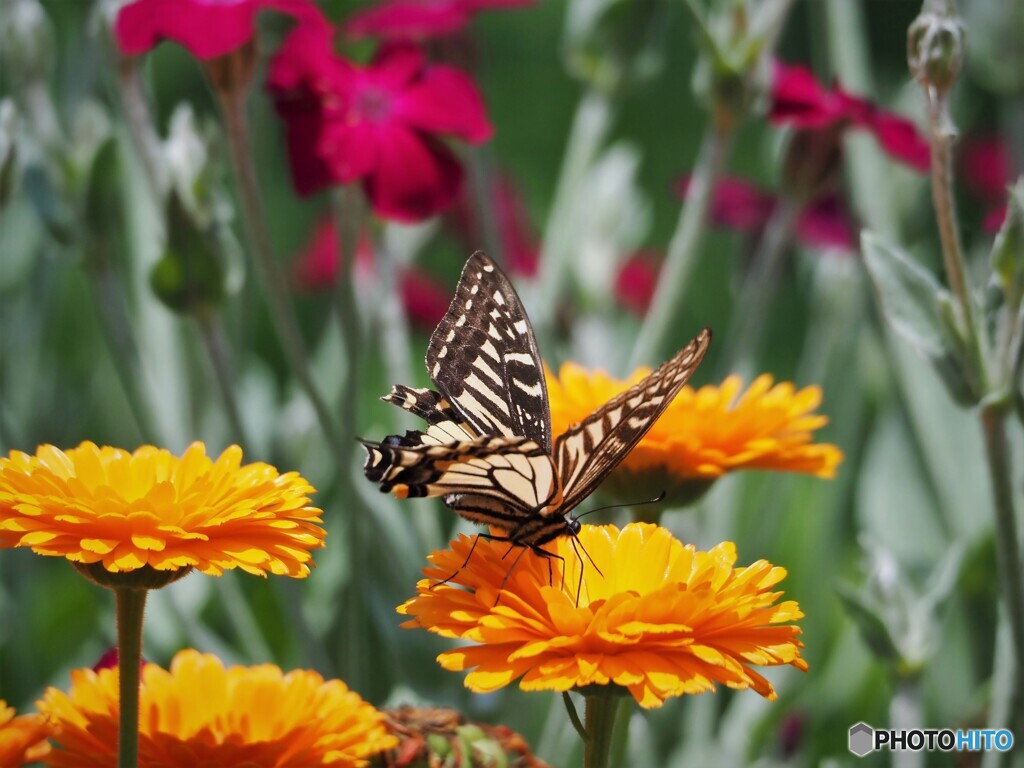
[861,231,977,404]
[990,178,1024,311]
[83,135,122,253]
[835,581,902,665]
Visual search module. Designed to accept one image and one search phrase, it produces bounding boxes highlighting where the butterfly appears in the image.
[361,251,711,568]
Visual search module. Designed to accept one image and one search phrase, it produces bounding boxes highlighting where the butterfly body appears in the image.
[361,251,710,552]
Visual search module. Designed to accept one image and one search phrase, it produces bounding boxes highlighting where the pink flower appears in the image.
[677,175,857,252]
[615,252,660,315]
[346,0,534,41]
[770,61,930,173]
[268,19,493,221]
[962,135,1013,232]
[292,217,450,329]
[449,172,539,277]
[115,0,319,59]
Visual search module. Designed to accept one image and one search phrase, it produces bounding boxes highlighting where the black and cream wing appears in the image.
[553,328,712,514]
[426,251,551,452]
[360,435,561,534]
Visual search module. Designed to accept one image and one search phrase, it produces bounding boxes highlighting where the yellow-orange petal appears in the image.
[0,699,51,765]
[0,442,325,580]
[545,367,844,489]
[399,523,807,709]
[36,650,396,767]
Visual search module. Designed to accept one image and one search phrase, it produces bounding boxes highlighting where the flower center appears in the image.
[354,86,392,123]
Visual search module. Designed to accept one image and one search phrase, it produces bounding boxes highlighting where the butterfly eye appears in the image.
[567,518,582,536]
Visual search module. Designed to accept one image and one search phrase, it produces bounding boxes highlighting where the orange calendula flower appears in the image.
[0,442,325,579]
[0,700,51,765]
[37,650,397,767]
[547,367,842,500]
[399,523,807,709]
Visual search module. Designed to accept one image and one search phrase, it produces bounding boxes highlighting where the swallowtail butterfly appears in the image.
[361,251,711,560]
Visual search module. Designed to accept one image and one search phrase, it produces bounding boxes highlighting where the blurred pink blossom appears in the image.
[115,0,319,59]
[449,172,539,276]
[770,61,930,173]
[292,217,450,329]
[268,16,492,221]
[962,135,1014,232]
[677,175,857,251]
[346,0,534,41]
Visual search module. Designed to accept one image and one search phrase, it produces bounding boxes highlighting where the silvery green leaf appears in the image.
[862,231,978,404]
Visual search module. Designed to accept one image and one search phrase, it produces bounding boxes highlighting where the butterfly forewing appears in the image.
[553,328,712,515]
[426,252,551,452]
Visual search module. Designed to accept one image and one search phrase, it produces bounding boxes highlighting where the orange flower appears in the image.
[399,523,807,709]
[0,442,325,579]
[0,700,51,765]
[547,367,843,483]
[37,650,397,767]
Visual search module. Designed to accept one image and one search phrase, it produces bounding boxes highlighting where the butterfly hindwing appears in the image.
[360,435,560,537]
[426,252,551,451]
[553,328,712,515]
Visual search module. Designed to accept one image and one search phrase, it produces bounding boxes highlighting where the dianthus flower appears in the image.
[268,17,492,221]
[770,61,930,172]
[115,0,319,60]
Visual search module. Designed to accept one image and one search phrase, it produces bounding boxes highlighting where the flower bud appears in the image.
[150,191,227,315]
[0,0,55,84]
[908,0,966,96]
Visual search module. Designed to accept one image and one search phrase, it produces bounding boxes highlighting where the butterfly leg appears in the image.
[430,533,489,590]
[430,532,517,591]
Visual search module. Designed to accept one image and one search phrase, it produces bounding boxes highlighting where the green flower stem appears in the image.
[114,586,147,768]
[216,88,347,464]
[534,88,615,338]
[195,311,252,452]
[922,87,986,394]
[718,193,803,379]
[630,125,735,368]
[583,694,627,768]
[980,403,1024,745]
[329,187,369,689]
[890,678,924,768]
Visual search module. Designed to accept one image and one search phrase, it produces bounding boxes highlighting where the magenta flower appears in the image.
[346,0,534,41]
[770,61,930,173]
[115,0,319,59]
[292,217,450,329]
[615,252,660,316]
[962,135,1013,232]
[449,172,539,277]
[268,18,492,221]
[677,175,857,252]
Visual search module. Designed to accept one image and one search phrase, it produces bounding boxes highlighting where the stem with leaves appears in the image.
[216,88,346,463]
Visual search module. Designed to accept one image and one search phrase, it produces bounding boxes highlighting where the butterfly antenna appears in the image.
[573,490,667,520]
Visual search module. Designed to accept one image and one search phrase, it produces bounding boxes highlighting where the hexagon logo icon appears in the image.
[849,722,875,757]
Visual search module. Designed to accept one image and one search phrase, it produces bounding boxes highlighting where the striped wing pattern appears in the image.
[361,435,561,534]
[426,252,551,452]
[554,328,711,515]
[360,250,711,550]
